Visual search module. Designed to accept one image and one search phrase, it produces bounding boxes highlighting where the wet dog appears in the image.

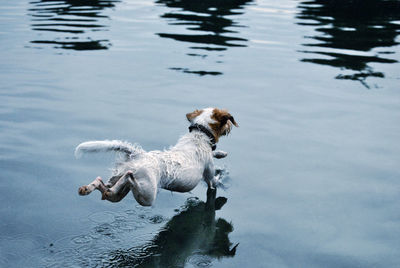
[75,108,238,206]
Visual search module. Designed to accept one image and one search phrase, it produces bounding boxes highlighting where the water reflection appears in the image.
[297,0,400,88]
[156,0,252,75]
[108,188,238,267]
[28,0,120,50]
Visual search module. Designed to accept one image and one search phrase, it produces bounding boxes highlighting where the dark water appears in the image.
[297,0,400,88]
[1,0,400,267]
[28,0,121,50]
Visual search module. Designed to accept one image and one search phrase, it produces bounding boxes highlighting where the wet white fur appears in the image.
[76,108,228,206]
[75,140,144,158]
[191,107,215,126]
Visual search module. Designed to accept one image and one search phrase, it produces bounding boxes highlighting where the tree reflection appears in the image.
[28,0,120,50]
[107,188,238,267]
[156,0,252,75]
[297,0,400,88]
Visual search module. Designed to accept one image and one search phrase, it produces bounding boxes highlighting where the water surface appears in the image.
[1,0,400,267]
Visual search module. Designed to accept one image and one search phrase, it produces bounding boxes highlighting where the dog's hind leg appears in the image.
[105,175,121,188]
[78,177,108,196]
[101,171,134,202]
[102,170,157,206]
[78,174,131,202]
[101,184,130,202]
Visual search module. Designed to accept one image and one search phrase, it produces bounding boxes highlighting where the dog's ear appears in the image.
[186,109,203,122]
[221,114,238,127]
[211,109,238,127]
[212,109,239,127]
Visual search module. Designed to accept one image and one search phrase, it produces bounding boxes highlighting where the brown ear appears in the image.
[221,114,239,127]
[186,109,203,122]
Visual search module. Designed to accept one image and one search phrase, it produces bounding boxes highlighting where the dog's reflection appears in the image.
[109,188,238,267]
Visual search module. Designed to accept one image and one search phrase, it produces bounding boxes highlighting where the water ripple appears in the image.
[156,0,252,75]
[297,0,400,88]
[36,208,167,267]
[88,211,115,224]
[28,0,120,50]
[35,191,236,267]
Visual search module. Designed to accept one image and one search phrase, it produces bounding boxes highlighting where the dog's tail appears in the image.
[75,140,144,158]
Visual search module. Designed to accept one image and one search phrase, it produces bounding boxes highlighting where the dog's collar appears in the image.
[189,124,217,151]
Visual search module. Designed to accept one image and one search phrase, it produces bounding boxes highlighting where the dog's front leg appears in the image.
[213,150,227,159]
[203,164,220,189]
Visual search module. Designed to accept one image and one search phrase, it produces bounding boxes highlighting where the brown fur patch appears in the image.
[209,108,238,142]
[186,109,203,122]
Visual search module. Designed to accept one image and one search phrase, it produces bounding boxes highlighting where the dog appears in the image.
[75,108,238,206]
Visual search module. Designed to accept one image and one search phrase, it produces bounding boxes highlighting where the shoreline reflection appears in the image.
[156,0,252,75]
[297,0,400,88]
[28,0,120,50]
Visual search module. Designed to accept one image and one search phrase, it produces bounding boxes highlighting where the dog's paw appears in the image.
[213,150,228,159]
[78,186,90,195]
[101,190,112,200]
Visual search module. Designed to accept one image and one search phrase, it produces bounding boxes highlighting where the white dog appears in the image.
[76,108,238,206]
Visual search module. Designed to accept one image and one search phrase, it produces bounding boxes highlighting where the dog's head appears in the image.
[186,108,238,142]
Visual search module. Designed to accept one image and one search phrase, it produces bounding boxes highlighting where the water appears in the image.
[1,0,399,267]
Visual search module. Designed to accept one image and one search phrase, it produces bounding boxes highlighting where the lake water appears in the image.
[1,0,400,267]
